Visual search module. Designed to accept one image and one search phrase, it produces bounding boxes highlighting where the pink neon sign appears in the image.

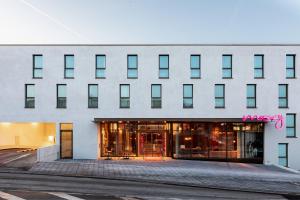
[242,114,284,129]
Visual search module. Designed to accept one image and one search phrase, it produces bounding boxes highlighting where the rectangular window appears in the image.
[57,84,67,108]
[190,55,201,78]
[33,55,43,78]
[222,55,232,78]
[247,84,256,108]
[151,84,161,108]
[88,84,98,108]
[278,143,288,167]
[279,84,288,108]
[64,55,74,78]
[286,55,296,78]
[286,113,296,137]
[120,84,130,108]
[25,84,35,108]
[215,84,225,108]
[96,55,106,78]
[159,55,169,78]
[254,55,264,78]
[127,55,138,78]
[183,84,193,108]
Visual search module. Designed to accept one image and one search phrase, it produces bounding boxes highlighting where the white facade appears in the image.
[0,44,299,169]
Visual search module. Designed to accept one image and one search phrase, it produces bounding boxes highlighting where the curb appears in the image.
[272,164,300,174]
[0,169,300,197]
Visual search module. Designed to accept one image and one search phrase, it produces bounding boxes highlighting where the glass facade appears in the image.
[100,121,264,163]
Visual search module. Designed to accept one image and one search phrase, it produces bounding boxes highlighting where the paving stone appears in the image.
[29,159,300,194]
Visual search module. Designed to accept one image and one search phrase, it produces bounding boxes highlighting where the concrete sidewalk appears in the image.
[26,159,300,195]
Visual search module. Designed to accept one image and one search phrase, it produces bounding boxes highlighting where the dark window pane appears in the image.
[151,98,161,108]
[120,98,130,108]
[183,98,193,108]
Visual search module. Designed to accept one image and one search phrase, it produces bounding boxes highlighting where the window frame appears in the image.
[222,54,232,79]
[215,84,225,108]
[254,54,264,79]
[190,55,201,79]
[57,84,67,109]
[286,54,296,79]
[286,113,296,138]
[278,84,288,108]
[278,143,288,167]
[159,54,169,79]
[88,84,98,109]
[151,84,162,108]
[25,84,35,108]
[64,55,75,79]
[95,54,106,79]
[33,54,43,79]
[246,84,257,108]
[120,84,130,108]
[127,54,138,79]
[183,84,193,108]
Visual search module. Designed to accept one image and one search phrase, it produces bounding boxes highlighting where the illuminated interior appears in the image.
[0,122,56,150]
[100,121,264,163]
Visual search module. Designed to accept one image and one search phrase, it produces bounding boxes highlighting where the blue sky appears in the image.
[0,0,299,44]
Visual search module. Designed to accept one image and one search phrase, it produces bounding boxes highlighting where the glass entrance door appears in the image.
[60,130,73,159]
[60,123,73,159]
[140,132,165,157]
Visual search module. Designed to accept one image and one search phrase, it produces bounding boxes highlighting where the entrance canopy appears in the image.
[94,118,247,123]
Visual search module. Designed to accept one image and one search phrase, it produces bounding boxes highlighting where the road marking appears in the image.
[48,192,85,200]
[120,197,140,200]
[0,191,26,200]
[1,154,31,165]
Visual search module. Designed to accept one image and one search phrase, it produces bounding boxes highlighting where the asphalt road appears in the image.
[0,148,36,169]
[0,172,289,200]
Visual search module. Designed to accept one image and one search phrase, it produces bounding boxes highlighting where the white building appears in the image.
[0,44,299,170]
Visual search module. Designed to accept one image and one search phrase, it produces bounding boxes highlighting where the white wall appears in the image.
[0,45,299,169]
